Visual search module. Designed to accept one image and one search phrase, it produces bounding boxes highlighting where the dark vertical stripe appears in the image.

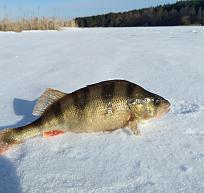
[101,82,115,114]
[126,83,135,99]
[51,101,65,124]
[73,87,90,111]
[101,82,115,102]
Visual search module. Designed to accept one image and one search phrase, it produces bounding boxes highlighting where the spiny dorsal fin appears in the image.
[32,88,66,116]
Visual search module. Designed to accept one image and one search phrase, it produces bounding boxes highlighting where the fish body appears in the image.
[0,80,170,154]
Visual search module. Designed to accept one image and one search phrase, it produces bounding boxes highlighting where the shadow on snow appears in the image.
[0,98,38,130]
[0,98,39,193]
[0,157,22,193]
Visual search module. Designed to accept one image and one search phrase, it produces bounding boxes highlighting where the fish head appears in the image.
[128,91,170,121]
[148,95,171,120]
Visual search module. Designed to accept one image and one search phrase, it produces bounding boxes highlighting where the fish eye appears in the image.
[153,98,161,106]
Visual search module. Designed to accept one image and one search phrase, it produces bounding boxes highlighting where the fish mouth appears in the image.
[166,107,170,113]
[164,100,171,113]
[156,105,170,119]
[165,99,171,107]
[161,107,170,118]
[163,104,171,115]
[161,108,170,117]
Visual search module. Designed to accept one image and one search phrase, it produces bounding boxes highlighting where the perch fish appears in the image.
[0,80,170,154]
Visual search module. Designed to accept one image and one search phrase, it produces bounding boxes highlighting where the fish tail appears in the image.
[0,128,23,155]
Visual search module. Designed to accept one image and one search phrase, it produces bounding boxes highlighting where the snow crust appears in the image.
[0,26,204,193]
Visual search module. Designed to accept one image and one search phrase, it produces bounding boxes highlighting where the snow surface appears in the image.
[0,26,204,193]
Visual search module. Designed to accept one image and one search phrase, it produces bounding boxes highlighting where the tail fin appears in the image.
[0,129,23,155]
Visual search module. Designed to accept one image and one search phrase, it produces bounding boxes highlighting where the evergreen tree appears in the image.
[74,0,204,27]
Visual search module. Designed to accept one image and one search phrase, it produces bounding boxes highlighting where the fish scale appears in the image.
[0,80,170,154]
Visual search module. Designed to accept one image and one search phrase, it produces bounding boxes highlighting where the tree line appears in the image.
[74,0,204,27]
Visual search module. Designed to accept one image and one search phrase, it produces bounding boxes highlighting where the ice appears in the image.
[0,26,203,193]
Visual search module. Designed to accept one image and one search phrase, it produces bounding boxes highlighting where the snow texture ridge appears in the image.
[0,26,204,193]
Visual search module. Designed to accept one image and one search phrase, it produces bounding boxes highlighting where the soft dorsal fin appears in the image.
[32,88,66,116]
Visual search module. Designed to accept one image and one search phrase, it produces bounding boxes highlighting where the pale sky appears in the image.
[0,0,177,19]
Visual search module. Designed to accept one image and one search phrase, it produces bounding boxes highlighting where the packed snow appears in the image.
[0,26,204,193]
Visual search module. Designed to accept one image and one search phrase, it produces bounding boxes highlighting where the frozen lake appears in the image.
[0,26,204,193]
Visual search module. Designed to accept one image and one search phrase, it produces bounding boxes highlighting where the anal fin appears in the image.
[43,130,64,138]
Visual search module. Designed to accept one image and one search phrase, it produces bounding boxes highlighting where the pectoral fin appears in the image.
[43,130,64,138]
[128,117,141,136]
[33,88,66,116]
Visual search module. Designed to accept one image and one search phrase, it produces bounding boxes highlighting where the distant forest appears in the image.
[74,0,204,27]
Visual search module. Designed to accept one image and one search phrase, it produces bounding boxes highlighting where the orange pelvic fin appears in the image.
[43,130,64,138]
